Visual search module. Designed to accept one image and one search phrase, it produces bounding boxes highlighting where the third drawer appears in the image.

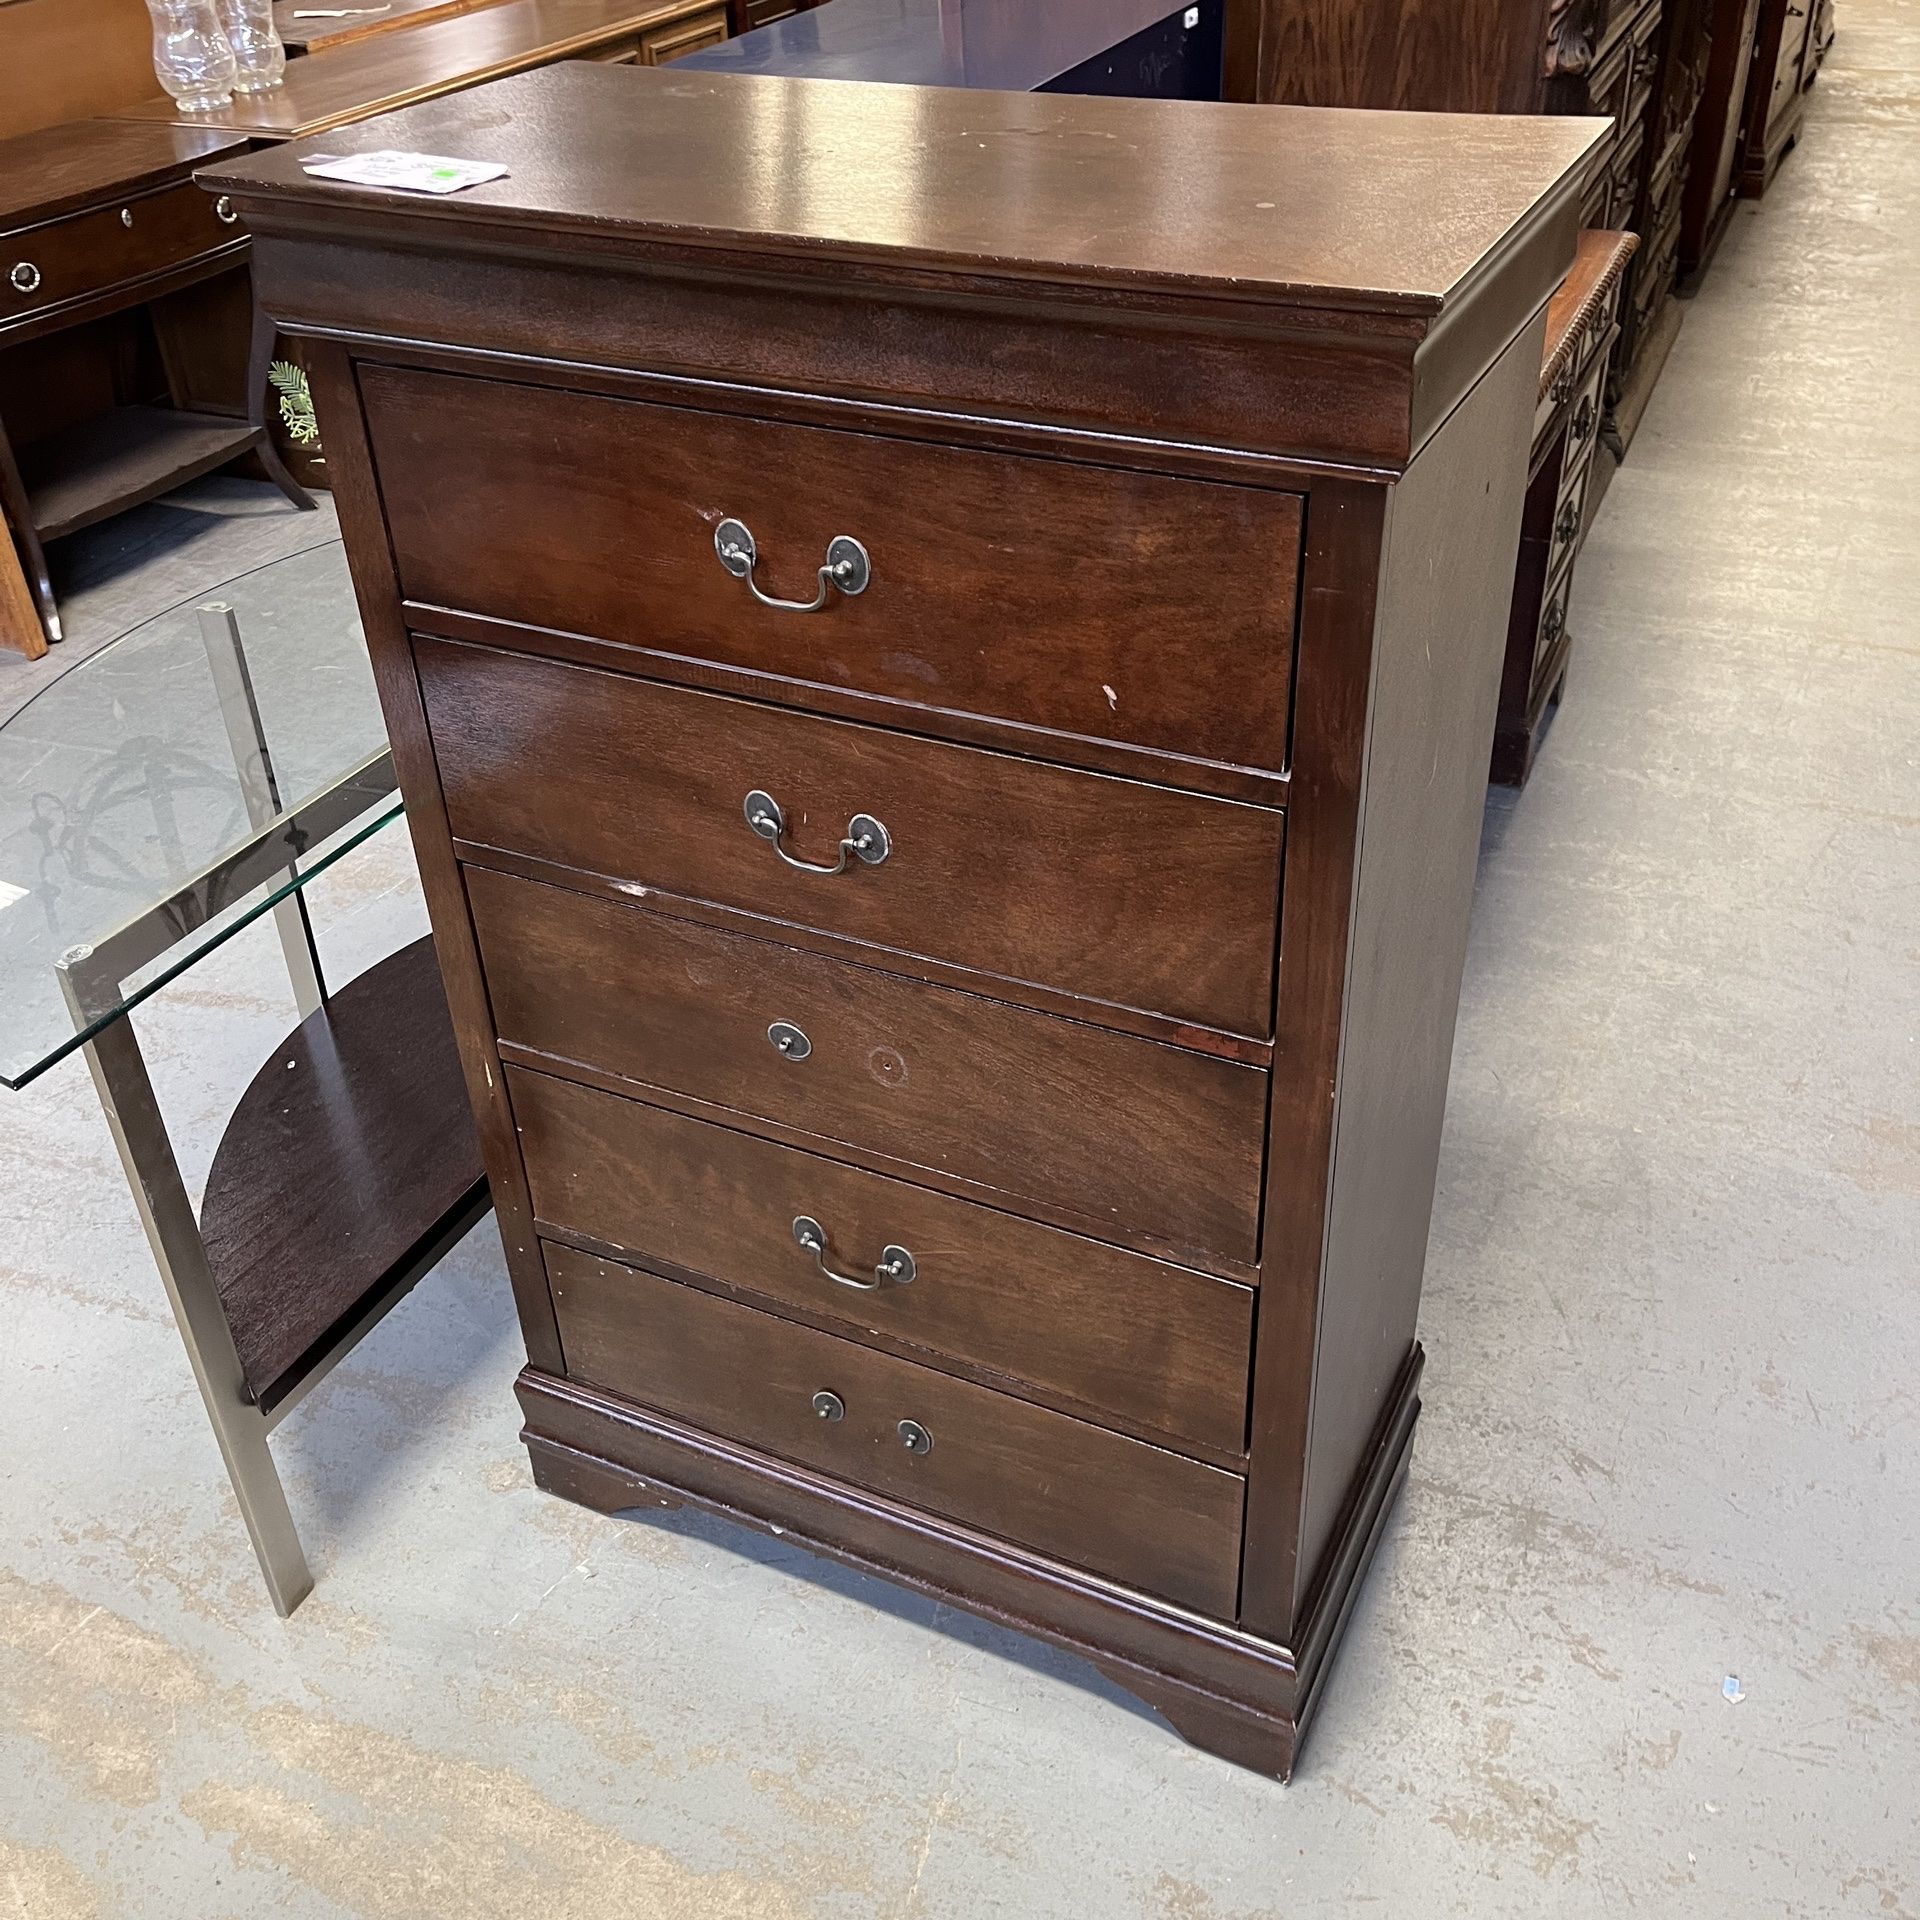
[509,1064,1255,1454]
[417,634,1284,1039]
[468,864,1269,1265]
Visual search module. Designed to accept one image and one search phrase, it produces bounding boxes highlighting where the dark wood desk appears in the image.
[680,0,1222,94]
[274,0,494,54]
[114,0,730,138]
[0,119,313,657]
[211,59,1601,1777]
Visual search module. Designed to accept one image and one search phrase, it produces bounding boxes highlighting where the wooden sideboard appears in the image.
[0,119,313,656]
[112,0,730,137]
[1678,0,1763,276]
[1492,228,1638,785]
[209,64,1602,1776]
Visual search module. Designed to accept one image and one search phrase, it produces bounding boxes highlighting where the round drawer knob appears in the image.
[9,261,40,295]
[214,195,238,226]
[768,1019,812,1061]
[898,1419,932,1455]
[120,207,134,229]
[811,1390,845,1422]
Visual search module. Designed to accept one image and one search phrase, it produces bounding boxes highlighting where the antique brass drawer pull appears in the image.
[745,789,890,875]
[792,1215,916,1292]
[715,517,870,613]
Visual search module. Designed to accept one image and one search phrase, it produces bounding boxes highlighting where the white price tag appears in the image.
[298,150,508,194]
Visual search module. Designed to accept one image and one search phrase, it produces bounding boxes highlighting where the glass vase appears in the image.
[218,0,287,93]
[145,0,237,113]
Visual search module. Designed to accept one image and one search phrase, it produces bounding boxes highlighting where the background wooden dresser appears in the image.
[211,65,1602,1778]
[1227,0,1709,447]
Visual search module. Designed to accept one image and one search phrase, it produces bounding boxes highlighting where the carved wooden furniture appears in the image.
[0,118,314,658]
[113,0,731,139]
[0,548,487,1613]
[1678,0,1763,276]
[1224,0,1705,449]
[1734,0,1822,198]
[208,62,1601,1776]
[1492,228,1637,786]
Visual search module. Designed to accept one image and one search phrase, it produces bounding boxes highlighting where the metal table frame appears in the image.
[47,603,487,1615]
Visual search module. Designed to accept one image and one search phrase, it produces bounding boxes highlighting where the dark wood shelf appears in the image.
[200,937,488,1408]
[20,405,263,542]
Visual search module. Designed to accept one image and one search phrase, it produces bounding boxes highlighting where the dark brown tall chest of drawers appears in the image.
[207,65,1602,1778]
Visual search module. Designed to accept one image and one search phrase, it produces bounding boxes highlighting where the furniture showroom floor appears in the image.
[2,10,1915,1913]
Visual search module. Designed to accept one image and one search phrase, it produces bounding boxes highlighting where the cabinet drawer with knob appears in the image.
[543,1241,1246,1615]
[468,864,1269,1265]
[508,1065,1255,1453]
[361,364,1306,777]
[418,635,1284,1039]
[1,180,244,335]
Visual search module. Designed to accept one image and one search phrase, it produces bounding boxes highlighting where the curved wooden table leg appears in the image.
[248,297,318,512]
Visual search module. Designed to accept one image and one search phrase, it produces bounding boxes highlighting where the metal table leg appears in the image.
[58,951,313,1616]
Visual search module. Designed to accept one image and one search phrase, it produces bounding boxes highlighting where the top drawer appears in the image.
[2,181,240,331]
[359,365,1304,774]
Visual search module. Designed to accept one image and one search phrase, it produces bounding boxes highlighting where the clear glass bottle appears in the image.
[218,0,287,93]
[144,0,237,113]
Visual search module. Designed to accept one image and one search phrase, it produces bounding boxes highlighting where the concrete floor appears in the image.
[2,10,1917,1913]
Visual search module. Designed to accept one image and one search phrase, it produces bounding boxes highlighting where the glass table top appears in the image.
[0,544,399,1090]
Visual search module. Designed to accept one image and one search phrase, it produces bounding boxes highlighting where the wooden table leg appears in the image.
[0,525,46,659]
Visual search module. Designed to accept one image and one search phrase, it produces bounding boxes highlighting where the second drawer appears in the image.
[419,635,1284,1038]
[510,1065,1255,1453]
[469,866,1269,1264]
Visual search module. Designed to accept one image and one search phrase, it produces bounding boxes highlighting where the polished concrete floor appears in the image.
[3,13,1917,1915]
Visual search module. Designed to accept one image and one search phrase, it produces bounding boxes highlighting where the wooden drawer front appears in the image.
[509,1066,1255,1453]
[2,182,236,324]
[468,867,1268,1264]
[546,1244,1246,1614]
[418,637,1283,1038]
[637,3,727,60]
[363,366,1304,773]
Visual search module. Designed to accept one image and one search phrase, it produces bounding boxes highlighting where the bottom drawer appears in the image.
[547,1243,1246,1616]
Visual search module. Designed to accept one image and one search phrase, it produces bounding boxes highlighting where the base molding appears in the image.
[516,1343,1421,1781]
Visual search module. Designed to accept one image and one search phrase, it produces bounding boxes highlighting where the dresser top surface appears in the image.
[207,62,1607,315]
[0,119,252,228]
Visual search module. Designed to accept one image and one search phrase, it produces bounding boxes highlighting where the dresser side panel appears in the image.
[1294,309,1547,1607]
[303,339,564,1372]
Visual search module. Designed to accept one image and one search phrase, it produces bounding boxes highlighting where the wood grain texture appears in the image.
[467,865,1271,1264]
[208,60,1604,315]
[1250,0,1555,113]
[509,1064,1256,1453]
[416,634,1285,1036]
[200,938,485,1403]
[0,121,250,227]
[0,1,160,141]
[544,1244,1247,1615]
[372,368,1304,773]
